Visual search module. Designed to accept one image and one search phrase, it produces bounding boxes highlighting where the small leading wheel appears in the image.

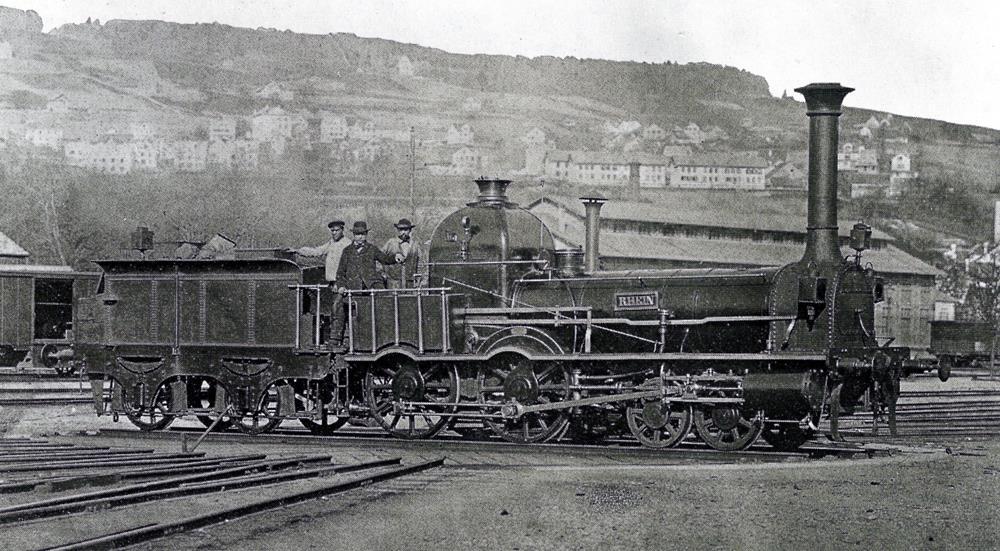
[234,383,283,435]
[626,400,693,448]
[761,423,812,451]
[299,381,348,435]
[364,358,458,439]
[693,405,762,451]
[122,383,174,431]
[479,357,571,443]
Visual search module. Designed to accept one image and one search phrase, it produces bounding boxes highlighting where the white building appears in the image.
[446,124,474,146]
[319,112,349,142]
[670,153,768,190]
[63,141,133,174]
[397,56,414,77]
[252,106,307,143]
[208,118,236,142]
[254,81,294,102]
[25,128,63,149]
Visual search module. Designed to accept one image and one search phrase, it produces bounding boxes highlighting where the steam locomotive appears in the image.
[76,83,927,450]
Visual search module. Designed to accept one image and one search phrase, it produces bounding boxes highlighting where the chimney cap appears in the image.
[579,188,607,204]
[794,82,854,115]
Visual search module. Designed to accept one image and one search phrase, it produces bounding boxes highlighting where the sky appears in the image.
[5,0,999,130]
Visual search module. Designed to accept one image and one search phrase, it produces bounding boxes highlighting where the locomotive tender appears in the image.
[78,83,923,450]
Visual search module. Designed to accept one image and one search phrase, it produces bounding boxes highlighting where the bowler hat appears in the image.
[327,220,345,229]
[351,221,370,234]
[394,218,414,229]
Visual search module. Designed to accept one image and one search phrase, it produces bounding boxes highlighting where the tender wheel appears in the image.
[122,382,174,431]
[693,405,762,451]
[299,380,348,435]
[479,356,571,443]
[364,358,458,439]
[189,379,232,432]
[626,400,693,448]
[234,383,282,435]
[761,423,812,451]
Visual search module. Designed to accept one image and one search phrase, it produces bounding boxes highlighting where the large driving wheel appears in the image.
[761,423,812,451]
[364,358,458,439]
[479,356,571,443]
[234,383,283,435]
[626,399,693,448]
[693,404,762,451]
[122,382,174,431]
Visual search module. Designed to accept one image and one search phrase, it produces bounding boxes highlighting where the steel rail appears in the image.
[0,455,336,520]
[44,458,443,551]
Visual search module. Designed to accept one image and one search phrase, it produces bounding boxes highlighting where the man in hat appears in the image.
[331,221,402,347]
[290,220,351,284]
[380,218,422,288]
[290,220,354,346]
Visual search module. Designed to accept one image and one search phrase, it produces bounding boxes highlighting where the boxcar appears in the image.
[0,264,99,373]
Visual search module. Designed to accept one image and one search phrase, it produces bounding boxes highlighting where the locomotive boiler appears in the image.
[80,82,919,451]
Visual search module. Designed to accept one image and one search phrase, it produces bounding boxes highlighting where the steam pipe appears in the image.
[794,83,853,264]
[580,195,607,273]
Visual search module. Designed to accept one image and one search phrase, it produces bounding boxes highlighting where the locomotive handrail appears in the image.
[426,260,546,267]
[463,313,797,327]
[345,288,452,354]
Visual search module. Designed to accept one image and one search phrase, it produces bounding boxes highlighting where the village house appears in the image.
[208,118,236,142]
[396,55,414,77]
[542,150,670,188]
[446,124,474,146]
[319,112,349,142]
[208,138,258,169]
[251,106,307,144]
[462,97,482,113]
[347,120,376,141]
[25,127,63,149]
[0,41,12,60]
[63,140,133,174]
[131,140,157,171]
[167,140,209,172]
[642,124,667,141]
[254,81,294,102]
[523,127,546,145]
[888,153,918,196]
[129,122,156,141]
[670,153,768,190]
[451,147,486,175]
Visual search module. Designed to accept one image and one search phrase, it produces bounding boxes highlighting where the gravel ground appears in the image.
[3,375,1000,550]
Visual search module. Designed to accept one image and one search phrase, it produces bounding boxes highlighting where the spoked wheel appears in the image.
[364,358,459,439]
[189,379,232,432]
[761,423,812,451]
[693,404,763,451]
[626,399,693,448]
[234,383,283,435]
[479,356,571,443]
[299,385,346,434]
[122,382,174,431]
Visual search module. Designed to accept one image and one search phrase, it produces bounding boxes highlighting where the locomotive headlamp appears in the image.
[850,222,872,252]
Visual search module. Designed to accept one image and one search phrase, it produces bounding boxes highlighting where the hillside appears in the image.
[0,8,998,268]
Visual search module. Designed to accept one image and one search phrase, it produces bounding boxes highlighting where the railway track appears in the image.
[91,425,888,463]
[0,438,443,550]
[0,380,90,407]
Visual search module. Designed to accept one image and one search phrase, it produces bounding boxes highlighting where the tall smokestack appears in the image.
[628,162,641,200]
[993,200,1000,245]
[580,193,607,273]
[795,83,853,264]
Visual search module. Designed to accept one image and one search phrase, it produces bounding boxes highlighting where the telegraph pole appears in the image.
[409,126,416,218]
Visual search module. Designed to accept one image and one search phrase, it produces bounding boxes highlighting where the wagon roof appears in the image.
[93,258,306,275]
[0,264,99,278]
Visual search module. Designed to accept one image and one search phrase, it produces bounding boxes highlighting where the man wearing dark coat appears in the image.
[330,221,401,346]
